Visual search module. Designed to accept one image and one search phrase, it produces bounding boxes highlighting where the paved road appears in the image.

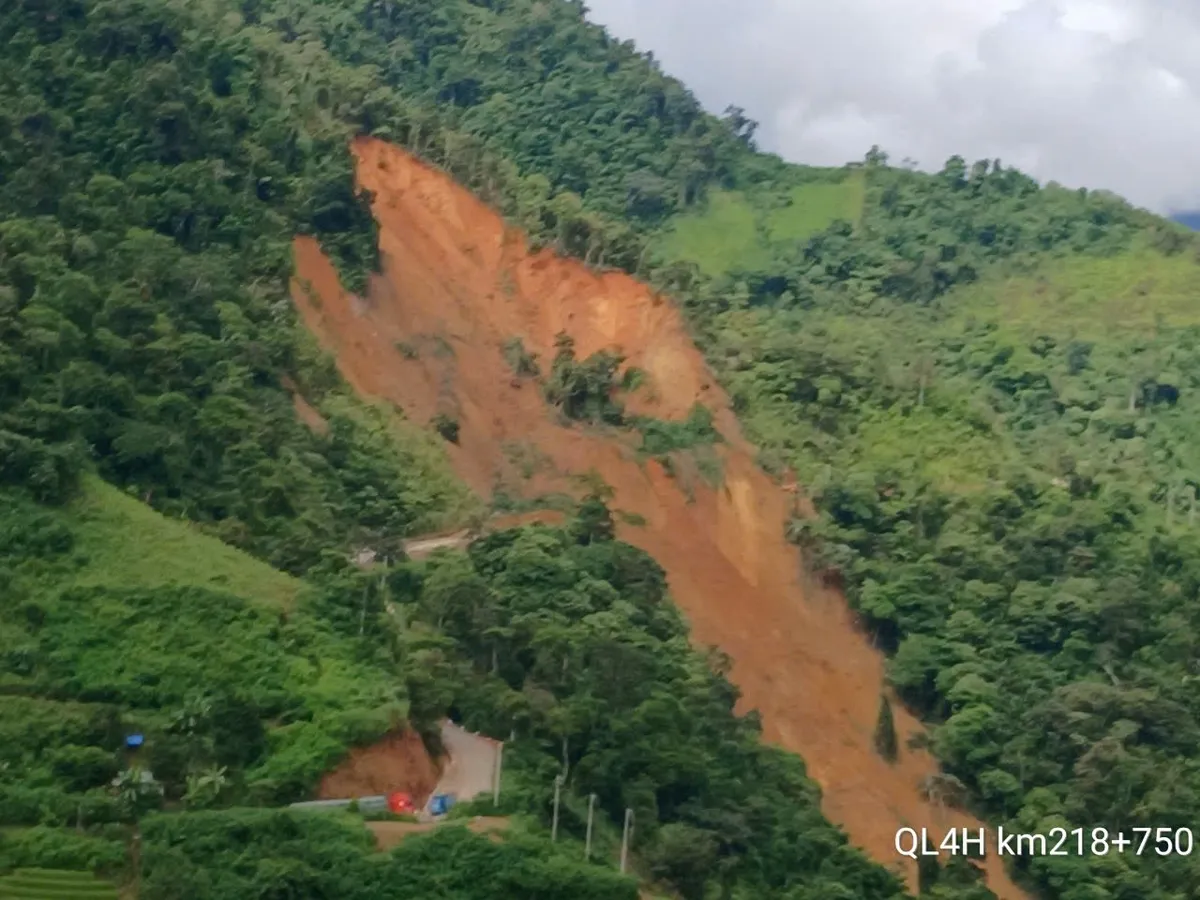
[424,720,501,816]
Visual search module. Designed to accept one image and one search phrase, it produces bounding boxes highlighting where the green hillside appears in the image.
[944,247,1200,338]
[5,1,1200,899]
[684,163,1200,898]
[0,4,921,896]
[0,476,914,899]
[657,173,865,277]
[66,476,299,606]
[0,477,411,819]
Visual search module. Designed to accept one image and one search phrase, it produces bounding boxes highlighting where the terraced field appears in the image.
[0,868,118,900]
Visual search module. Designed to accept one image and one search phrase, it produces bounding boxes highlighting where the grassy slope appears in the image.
[764,178,866,242]
[656,172,864,276]
[659,189,768,275]
[0,483,298,885]
[67,476,300,608]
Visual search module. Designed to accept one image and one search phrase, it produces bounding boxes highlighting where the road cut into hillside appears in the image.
[290,136,1029,899]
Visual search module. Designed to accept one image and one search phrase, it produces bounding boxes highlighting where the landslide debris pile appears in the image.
[292,137,1025,899]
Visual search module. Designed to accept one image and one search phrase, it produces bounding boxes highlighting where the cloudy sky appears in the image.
[583,0,1200,214]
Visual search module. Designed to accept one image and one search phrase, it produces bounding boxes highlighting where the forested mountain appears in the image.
[3,1,1199,899]
[677,164,1200,899]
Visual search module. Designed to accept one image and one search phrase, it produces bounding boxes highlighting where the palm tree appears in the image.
[185,765,229,809]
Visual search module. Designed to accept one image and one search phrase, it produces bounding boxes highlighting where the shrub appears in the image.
[432,414,460,444]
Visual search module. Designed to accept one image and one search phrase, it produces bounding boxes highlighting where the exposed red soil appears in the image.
[290,137,1028,899]
[317,729,442,805]
[280,375,329,435]
[368,816,509,851]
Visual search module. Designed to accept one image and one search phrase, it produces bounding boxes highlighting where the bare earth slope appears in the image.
[317,728,441,805]
[291,137,1026,898]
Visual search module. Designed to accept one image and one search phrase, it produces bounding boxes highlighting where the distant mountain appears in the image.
[1171,211,1200,230]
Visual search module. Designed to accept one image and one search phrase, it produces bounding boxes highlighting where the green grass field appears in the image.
[657,189,770,275]
[66,475,299,608]
[655,172,865,277]
[763,177,865,243]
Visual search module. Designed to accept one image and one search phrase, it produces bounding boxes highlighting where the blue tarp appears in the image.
[125,734,144,749]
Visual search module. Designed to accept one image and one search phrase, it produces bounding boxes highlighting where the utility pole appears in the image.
[358,583,368,636]
[584,794,596,860]
[619,808,633,874]
[493,743,503,807]
[551,774,563,842]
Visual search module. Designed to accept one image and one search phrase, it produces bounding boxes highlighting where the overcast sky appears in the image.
[583,0,1200,214]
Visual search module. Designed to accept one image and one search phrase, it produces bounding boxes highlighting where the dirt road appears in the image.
[368,816,509,851]
[403,530,473,560]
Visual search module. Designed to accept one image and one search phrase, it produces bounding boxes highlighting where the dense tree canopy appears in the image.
[0,0,473,571]
[679,158,1200,900]
[394,518,911,899]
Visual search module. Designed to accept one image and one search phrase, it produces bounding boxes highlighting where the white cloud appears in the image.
[583,0,1200,212]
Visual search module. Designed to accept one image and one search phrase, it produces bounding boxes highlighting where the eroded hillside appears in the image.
[292,137,1026,898]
